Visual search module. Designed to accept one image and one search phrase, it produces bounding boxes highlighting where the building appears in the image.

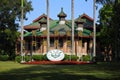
[16,8,94,58]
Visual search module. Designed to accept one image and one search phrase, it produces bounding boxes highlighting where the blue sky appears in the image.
[24,0,102,25]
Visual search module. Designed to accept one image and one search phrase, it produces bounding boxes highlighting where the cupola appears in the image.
[39,17,47,31]
[75,15,85,31]
[57,8,67,21]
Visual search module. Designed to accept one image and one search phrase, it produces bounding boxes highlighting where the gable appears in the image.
[33,13,52,22]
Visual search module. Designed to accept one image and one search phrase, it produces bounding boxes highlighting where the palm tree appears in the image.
[71,0,74,57]
[93,0,109,58]
[21,0,25,63]
[93,0,108,58]
[85,0,97,59]
[46,0,50,52]
[93,0,96,58]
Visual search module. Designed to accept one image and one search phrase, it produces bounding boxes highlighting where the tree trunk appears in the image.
[46,0,50,52]
[93,0,96,57]
[71,0,74,56]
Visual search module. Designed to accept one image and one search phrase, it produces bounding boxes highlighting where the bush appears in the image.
[0,55,9,61]
[71,55,79,61]
[43,54,49,61]
[63,54,79,61]
[63,54,69,61]
[15,56,21,63]
[32,55,44,61]
[15,56,31,63]
[25,56,31,62]
[82,55,91,61]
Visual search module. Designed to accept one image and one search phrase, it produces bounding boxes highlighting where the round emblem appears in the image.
[47,49,65,61]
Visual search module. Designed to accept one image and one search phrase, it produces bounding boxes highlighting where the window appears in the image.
[50,38,54,47]
[59,38,63,47]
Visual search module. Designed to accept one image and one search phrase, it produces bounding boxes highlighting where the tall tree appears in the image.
[46,0,50,52]
[86,0,97,58]
[98,4,113,46]
[93,0,96,58]
[71,0,74,56]
[0,0,33,59]
[112,0,120,59]
[98,0,120,60]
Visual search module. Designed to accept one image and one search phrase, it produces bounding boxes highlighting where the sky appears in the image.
[24,0,102,25]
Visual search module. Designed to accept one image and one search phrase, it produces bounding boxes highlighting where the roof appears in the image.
[24,30,42,37]
[39,17,47,23]
[24,22,40,30]
[57,8,67,17]
[32,13,52,22]
[75,15,85,23]
[80,13,93,22]
[24,13,93,37]
[24,19,92,37]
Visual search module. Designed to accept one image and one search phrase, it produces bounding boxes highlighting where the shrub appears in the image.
[25,56,31,62]
[0,55,9,61]
[63,54,70,61]
[63,54,78,61]
[82,55,91,61]
[32,55,44,61]
[43,54,49,61]
[15,56,31,63]
[15,56,21,63]
[71,55,79,61]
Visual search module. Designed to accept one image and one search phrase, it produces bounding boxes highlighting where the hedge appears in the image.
[0,55,9,61]
[15,56,31,63]
[63,54,79,61]
[15,54,79,63]
[82,55,91,61]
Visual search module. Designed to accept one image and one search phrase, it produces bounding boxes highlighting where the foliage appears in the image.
[15,56,21,63]
[63,54,79,61]
[25,56,31,62]
[96,0,115,5]
[0,0,33,59]
[43,54,49,61]
[15,56,31,63]
[32,55,44,61]
[63,54,69,61]
[31,54,79,61]
[98,4,113,47]
[111,0,120,58]
[0,55,9,61]
[71,55,79,61]
[98,0,120,60]
[15,54,79,62]
[82,55,91,61]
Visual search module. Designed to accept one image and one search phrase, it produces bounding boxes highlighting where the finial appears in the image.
[61,7,63,12]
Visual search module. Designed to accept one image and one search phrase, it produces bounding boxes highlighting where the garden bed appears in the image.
[21,61,94,65]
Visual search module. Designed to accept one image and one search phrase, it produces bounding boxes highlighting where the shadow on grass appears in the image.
[0,73,106,80]
[0,62,120,80]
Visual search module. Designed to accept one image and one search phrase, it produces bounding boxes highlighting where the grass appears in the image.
[0,61,120,80]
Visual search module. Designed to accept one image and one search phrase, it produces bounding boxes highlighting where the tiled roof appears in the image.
[33,13,52,22]
[24,13,93,37]
[24,30,42,37]
[75,15,85,23]
[24,22,40,30]
[39,17,47,23]
[80,13,93,21]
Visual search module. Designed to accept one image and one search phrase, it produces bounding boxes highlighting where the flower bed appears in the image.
[21,61,94,65]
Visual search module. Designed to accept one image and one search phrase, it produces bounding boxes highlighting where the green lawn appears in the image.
[0,61,120,80]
